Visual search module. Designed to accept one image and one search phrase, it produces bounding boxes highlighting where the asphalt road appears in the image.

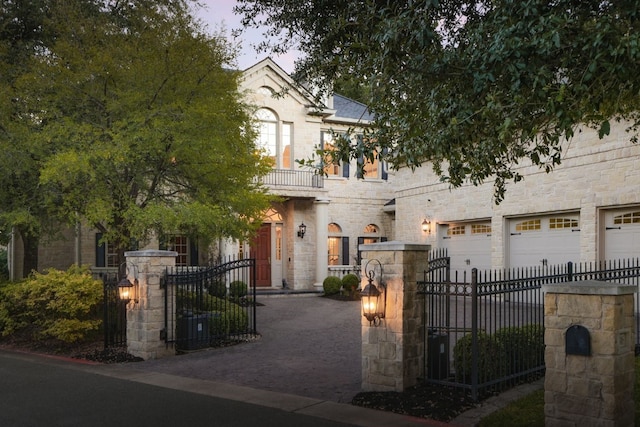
[0,350,356,427]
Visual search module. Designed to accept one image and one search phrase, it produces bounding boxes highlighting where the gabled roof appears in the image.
[243,58,373,125]
[332,94,374,122]
[242,57,323,111]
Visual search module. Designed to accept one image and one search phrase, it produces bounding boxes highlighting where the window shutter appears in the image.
[95,233,105,268]
[357,237,365,265]
[381,147,388,180]
[189,239,199,266]
[341,237,350,265]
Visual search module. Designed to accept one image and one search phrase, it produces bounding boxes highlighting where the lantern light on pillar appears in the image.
[117,263,139,303]
[360,259,386,326]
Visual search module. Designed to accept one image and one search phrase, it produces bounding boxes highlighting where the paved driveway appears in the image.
[135,295,362,403]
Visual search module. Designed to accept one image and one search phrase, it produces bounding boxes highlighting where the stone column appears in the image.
[360,241,431,392]
[125,249,177,360]
[314,198,330,289]
[542,281,636,426]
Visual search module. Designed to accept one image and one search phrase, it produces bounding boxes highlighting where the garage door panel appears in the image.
[508,215,580,269]
[604,209,640,260]
[440,222,492,279]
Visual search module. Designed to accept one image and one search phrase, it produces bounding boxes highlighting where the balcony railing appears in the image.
[259,169,324,188]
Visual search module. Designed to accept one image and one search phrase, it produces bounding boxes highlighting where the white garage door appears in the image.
[440,221,492,280]
[508,214,580,269]
[604,209,640,260]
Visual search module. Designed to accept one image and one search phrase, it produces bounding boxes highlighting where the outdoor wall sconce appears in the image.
[297,222,307,238]
[360,259,386,326]
[118,264,138,303]
[422,218,431,234]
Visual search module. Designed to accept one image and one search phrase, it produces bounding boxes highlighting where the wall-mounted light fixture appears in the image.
[118,263,139,303]
[422,218,431,234]
[297,222,307,238]
[360,259,386,326]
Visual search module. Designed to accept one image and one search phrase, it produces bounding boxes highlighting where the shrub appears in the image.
[494,324,545,375]
[323,276,342,295]
[225,302,249,333]
[229,280,248,298]
[452,332,503,384]
[207,280,227,298]
[341,274,360,294]
[207,301,248,337]
[452,324,545,384]
[208,311,229,336]
[0,265,103,343]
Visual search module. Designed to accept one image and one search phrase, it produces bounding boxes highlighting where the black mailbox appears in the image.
[566,325,591,356]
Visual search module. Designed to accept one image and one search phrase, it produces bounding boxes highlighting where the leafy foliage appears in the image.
[236,0,640,202]
[0,265,103,343]
[1,0,273,271]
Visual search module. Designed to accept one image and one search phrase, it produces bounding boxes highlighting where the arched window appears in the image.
[255,108,293,169]
[357,224,385,264]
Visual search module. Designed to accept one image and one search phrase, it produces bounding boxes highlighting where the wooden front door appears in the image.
[253,224,271,287]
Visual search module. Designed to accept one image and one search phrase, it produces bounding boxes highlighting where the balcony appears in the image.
[259,169,324,189]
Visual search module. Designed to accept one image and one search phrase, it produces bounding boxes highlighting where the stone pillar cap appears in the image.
[542,280,636,295]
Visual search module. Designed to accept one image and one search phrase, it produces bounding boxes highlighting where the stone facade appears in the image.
[394,122,640,268]
[542,281,636,426]
[360,242,430,392]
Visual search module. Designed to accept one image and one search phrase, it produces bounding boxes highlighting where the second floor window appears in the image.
[256,108,293,169]
[321,131,350,178]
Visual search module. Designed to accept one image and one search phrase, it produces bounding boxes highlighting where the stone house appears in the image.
[7,58,640,285]
[7,58,395,289]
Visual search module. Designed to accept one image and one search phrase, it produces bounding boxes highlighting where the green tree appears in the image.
[2,0,273,270]
[236,0,640,202]
[0,0,58,273]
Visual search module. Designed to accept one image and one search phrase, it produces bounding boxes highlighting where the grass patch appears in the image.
[479,357,640,426]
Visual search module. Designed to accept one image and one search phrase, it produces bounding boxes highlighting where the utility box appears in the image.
[427,332,449,380]
[177,313,210,350]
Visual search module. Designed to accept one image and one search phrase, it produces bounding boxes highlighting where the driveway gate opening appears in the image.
[162,257,258,351]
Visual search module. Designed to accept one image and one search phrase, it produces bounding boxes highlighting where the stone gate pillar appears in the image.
[124,249,177,360]
[360,241,430,392]
[542,281,636,426]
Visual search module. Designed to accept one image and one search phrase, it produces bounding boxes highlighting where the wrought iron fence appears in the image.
[93,270,127,349]
[162,257,258,352]
[420,255,640,401]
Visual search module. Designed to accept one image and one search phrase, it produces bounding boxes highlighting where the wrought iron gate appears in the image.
[162,257,258,351]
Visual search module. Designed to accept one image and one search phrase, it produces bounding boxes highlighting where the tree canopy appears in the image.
[236,0,640,202]
[1,0,273,271]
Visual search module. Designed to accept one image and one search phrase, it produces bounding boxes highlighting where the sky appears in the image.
[194,0,300,73]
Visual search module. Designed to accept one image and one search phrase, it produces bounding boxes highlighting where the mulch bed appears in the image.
[351,383,478,422]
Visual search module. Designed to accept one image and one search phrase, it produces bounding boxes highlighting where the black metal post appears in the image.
[471,268,478,401]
